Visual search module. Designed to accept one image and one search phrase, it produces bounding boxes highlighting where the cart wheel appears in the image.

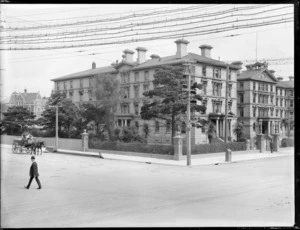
[12,143,17,153]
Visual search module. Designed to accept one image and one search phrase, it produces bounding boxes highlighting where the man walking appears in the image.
[25,156,42,189]
[270,139,274,153]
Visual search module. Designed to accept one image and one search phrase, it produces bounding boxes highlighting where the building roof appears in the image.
[276,80,294,89]
[8,92,40,105]
[237,68,278,83]
[132,52,240,70]
[51,66,117,81]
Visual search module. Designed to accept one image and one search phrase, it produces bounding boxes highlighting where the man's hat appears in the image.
[31,156,35,160]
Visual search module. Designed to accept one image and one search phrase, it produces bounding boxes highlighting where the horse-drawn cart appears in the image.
[12,138,34,154]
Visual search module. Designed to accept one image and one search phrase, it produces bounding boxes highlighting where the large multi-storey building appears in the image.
[7,89,48,119]
[51,39,241,144]
[237,62,294,140]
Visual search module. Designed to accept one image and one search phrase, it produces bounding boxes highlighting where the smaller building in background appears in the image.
[6,89,48,119]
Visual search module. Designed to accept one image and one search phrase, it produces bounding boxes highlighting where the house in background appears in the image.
[237,62,294,141]
[6,89,48,119]
[51,39,242,144]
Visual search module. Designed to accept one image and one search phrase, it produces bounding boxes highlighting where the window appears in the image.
[134,72,139,82]
[228,84,232,97]
[266,84,268,92]
[240,82,244,89]
[253,122,256,131]
[88,90,93,101]
[134,85,139,98]
[121,72,129,83]
[79,90,83,101]
[63,81,66,90]
[135,121,139,129]
[290,90,294,96]
[181,122,186,133]
[253,107,256,117]
[214,68,221,78]
[258,83,261,91]
[228,70,231,80]
[202,81,207,95]
[239,93,244,103]
[271,96,273,103]
[280,99,283,107]
[213,102,222,113]
[80,79,84,88]
[69,91,73,97]
[253,82,256,90]
[89,77,93,87]
[155,121,159,133]
[121,104,129,114]
[166,120,171,133]
[70,80,73,89]
[265,95,268,104]
[271,109,273,116]
[253,93,256,103]
[270,84,273,92]
[121,87,130,99]
[202,66,206,76]
[280,110,283,118]
[56,82,60,90]
[276,109,278,117]
[228,102,232,112]
[290,100,294,107]
[134,103,139,115]
[276,98,278,106]
[143,84,149,92]
[280,89,282,96]
[144,71,149,81]
[213,82,222,96]
[239,107,244,117]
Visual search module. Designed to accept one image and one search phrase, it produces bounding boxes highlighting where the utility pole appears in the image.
[49,105,61,152]
[186,65,191,166]
[224,64,229,143]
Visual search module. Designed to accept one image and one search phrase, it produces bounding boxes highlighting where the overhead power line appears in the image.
[2,5,291,42]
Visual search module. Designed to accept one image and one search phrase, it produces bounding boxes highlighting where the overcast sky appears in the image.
[0,4,294,101]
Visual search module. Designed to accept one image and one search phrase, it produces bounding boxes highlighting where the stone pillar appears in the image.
[81,129,89,152]
[216,118,219,137]
[271,133,279,152]
[173,132,184,160]
[246,139,251,150]
[256,134,265,153]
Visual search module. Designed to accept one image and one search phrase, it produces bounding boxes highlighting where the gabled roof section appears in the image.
[51,65,117,81]
[277,80,294,89]
[114,60,137,69]
[21,93,40,104]
[132,52,240,70]
[238,68,278,83]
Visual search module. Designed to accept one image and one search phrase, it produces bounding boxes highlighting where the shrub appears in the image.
[185,142,247,155]
[88,140,174,155]
[281,138,294,147]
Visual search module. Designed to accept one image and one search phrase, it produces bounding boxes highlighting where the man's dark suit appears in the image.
[26,161,42,189]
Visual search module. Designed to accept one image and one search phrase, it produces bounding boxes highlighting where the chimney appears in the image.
[175,39,189,59]
[199,44,213,58]
[231,61,243,69]
[123,49,135,63]
[24,88,27,94]
[92,62,96,69]
[150,54,160,61]
[277,77,283,81]
[289,76,294,81]
[136,47,147,64]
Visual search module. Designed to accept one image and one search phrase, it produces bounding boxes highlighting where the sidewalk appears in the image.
[52,147,294,166]
[1,144,293,166]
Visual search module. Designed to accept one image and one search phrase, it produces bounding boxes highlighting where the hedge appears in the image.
[281,138,294,147]
[183,142,247,155]
[89,140,174,155]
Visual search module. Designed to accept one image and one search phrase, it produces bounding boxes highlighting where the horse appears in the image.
[32,141,45,155]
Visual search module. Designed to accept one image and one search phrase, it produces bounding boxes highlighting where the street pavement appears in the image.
[1,144,294,227]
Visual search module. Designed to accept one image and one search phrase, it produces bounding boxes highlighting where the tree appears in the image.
[38,92,79,137]
[2,106,36,135]
[93,73,120,141]
[140,65,206,145]
[233,121,246,142]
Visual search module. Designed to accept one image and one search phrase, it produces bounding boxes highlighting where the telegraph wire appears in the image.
[2,11,293,45]
[0,16,293,50]
[2,5,292,42]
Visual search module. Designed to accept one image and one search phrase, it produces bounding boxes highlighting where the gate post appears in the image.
[173,132,184,160]
[256,134,265,153]
[271,133,279,152]
[81,129,89,152]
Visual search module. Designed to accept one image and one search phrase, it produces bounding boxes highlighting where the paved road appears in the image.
[1,145,294,227]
